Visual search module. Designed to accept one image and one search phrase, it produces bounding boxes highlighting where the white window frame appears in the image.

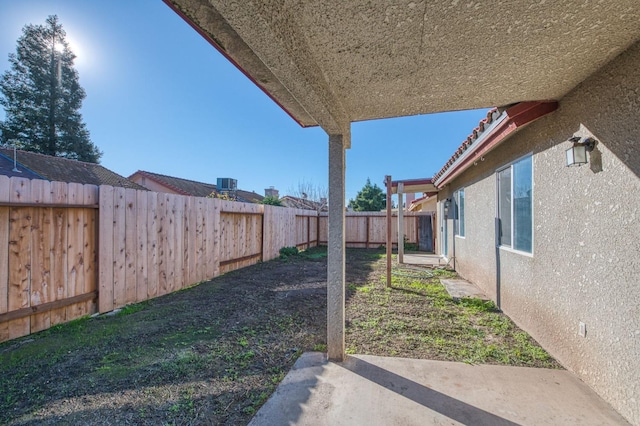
[496,154,534,255]
[454,187,465,238]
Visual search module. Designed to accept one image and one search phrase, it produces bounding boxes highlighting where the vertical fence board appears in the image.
[84,185,98,314]
[112,187,127,308]
[204,198,216,280]
[8,206,31,339]
[157,193,168,296]
[124,189,137,304]
[146,192,158,299]
[211,198,221,278]
[50,182,68,325]
[194,197,205,282]
[98,185,115,313]
[0,177,10,341]
[136,190,148,302]
[166,194,176,293]
[66,183,84,318]
[182,196,192,286]
[29,180,52,332]
[8,178,31,338]
[174,194,185,289]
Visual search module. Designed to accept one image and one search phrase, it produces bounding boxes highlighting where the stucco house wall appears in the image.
[437,41,640,424]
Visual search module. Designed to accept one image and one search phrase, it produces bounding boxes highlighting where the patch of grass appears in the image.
[456,297,498,313]
[346,262,560,369]
[117,301,149,316]
[299,246,328,259]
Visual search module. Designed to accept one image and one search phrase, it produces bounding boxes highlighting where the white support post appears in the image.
[327,134,346,362]
[398,182,404,264]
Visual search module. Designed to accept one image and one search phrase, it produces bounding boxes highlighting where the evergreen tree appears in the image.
[0,15,101,162]
[260,195,283,206]
[348,178,386,211]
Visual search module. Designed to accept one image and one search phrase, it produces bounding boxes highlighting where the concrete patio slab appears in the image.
[402,253,447,267]
[249,352,629,426]
[441,278,489,300]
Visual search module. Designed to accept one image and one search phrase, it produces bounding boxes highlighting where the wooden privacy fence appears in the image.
[1,176,431,343]
[97,187,319,313]
[318,211,435,248]
[1,178,318,343]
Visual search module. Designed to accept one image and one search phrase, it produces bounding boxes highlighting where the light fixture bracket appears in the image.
[581,137,596,152]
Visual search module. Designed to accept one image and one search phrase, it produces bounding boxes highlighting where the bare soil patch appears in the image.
[0,247,559,425]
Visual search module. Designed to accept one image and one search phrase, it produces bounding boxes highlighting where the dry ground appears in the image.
[0,247,560,425]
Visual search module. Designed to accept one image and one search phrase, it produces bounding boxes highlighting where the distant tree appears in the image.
[287,179,328,203]
[260,195,283,206]
[348,178,386,211]
[0,15,101,162]
[207,191,236,201]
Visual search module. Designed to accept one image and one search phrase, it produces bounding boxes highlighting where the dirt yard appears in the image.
[0,247,559,425]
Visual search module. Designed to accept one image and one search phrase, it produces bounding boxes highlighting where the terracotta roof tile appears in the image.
[433,108,499,183]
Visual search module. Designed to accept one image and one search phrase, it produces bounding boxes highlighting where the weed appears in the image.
[279,246,299,259]
[457,297,498,313]
[313,343,327,352]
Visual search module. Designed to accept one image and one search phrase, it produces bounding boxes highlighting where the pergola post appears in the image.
[327,134,346,362]
[385,175,392,287]
[397,182,404,264]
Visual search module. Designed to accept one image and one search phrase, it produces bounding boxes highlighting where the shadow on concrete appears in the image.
[248,352,324,426]
[341,356,520,426]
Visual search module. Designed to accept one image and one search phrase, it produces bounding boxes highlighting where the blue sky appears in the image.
[0,0,491,202]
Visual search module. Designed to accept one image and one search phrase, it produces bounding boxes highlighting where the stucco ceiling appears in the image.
[166,0,640,136]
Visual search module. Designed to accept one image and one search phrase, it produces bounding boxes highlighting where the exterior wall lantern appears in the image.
[566,136,596,167]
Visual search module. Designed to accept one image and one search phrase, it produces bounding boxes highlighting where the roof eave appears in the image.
[434,101,558,187]
[163,0,317,129]
[388,178,438,194]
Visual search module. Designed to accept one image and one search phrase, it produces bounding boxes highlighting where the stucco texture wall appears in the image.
[445,41,640,424]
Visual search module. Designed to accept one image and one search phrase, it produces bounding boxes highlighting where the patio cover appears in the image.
[165,0,638,132]
[164,0,640,361]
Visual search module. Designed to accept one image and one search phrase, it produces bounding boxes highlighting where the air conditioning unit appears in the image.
[216,178,237,191]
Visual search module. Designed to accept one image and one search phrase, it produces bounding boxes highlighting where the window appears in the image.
[454,188,465,237]
[497,155,532,253]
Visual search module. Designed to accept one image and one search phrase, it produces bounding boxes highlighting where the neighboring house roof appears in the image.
[129,170,264,203]
[0,150,43,180]
[280,195,327,212]
[0,147,147,190]
[408,194,437,212]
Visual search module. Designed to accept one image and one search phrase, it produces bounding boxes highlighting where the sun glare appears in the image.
[64,32,91,71]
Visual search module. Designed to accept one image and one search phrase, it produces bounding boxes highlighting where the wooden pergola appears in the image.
[384,177,439,287]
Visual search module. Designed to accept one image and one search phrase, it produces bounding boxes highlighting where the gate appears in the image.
[418,214,434,252]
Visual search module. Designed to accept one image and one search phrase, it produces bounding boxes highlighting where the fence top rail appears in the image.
[0,201,99,209]
[319,211,435,217]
